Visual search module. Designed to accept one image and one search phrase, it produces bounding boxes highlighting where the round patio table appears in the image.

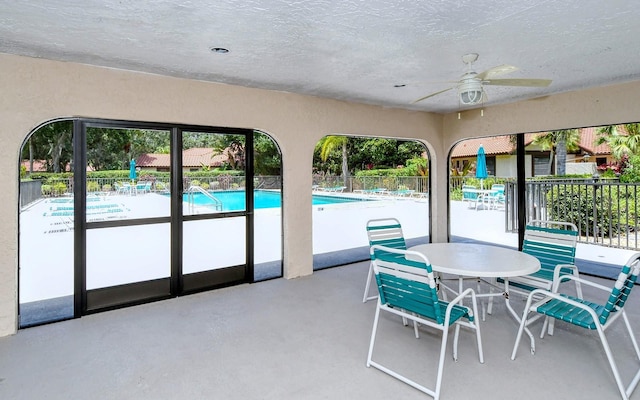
[407,242,540,339]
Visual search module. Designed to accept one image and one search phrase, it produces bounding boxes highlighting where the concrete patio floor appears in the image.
[1,258,640,399]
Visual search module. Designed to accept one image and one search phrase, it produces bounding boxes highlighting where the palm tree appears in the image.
[531,129,580,175]
[318,136,349,187]
[596,124,640,160]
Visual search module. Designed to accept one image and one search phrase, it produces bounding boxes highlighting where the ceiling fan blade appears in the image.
[484,78,552,87]
[412,87,455,103]
[476,64,518,80]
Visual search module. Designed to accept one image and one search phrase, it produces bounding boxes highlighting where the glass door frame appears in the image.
[74,119,255,316]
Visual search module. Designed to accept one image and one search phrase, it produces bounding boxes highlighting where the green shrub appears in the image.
[53,182,68,196]
[620,155,640,183]
[41,184,52,196]
[546,184,637,236]
[87,181,100,192]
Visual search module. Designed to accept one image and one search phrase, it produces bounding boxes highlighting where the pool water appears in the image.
[183,190,365,211]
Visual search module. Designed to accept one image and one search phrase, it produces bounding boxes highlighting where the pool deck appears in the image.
[19,192,636,305]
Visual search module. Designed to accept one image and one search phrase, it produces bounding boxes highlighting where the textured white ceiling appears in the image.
[1,0,639,113]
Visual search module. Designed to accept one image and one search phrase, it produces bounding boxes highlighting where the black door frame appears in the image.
[74,119,255,315]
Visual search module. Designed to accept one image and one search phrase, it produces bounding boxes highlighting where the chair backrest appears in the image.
[491,184,505,194]
[600,253,640,325]
[462,185,478,200]
[366,218,406,259]
[370,245,444,324]
[523,220,578,280]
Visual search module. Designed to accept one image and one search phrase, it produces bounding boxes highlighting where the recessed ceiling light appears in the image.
[394,84,406,88]
[210,47,229,54]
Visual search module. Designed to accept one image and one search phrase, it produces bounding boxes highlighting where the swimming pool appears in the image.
[182,190,367,211]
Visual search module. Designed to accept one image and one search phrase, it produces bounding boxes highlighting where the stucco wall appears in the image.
[0,53,443,336]
[2,53,639,337]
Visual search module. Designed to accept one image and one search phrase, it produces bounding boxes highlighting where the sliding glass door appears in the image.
[19,119,264,326]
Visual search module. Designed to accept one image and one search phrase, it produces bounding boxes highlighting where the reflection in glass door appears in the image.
[84,125,172,312]
[18,120,272,327]
[18,120,75,327]
[180,130,251,293]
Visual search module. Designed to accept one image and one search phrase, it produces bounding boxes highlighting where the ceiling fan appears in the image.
[413,53,552,105]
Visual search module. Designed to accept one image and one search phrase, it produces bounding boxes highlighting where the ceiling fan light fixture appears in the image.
[458,79,483,105]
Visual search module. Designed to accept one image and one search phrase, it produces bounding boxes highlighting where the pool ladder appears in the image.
[186,185,223,212]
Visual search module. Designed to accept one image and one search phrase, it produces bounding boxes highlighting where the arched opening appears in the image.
[448,124,640,279]
[18,119,282,327]
[311,135,430,269]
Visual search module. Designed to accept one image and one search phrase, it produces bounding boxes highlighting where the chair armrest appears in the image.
[446,287,475,307]
[444,288,477,324]
[552,263,579,289]
[551,274,611,293]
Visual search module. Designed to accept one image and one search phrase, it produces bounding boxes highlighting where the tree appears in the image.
[317,136,349,187]
[531,129,580,175]
[208,134,246,170]
[22,121,73,172]
[86,127,140,170]
[254,131,281,175]
[596,124,640,160]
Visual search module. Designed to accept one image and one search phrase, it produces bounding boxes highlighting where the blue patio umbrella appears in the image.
[129,159,137,181]
[476,145,488,189]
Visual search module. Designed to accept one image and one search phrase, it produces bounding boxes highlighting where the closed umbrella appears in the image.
[129,159,137,182]
[476,145,488,189]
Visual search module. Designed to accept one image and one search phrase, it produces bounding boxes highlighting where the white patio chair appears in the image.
[363,218,407,303]
[367,245,484,400]
[512,252,640,400]
[489,220,582,329]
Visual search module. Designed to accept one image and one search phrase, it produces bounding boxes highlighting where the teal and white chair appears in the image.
[367,245,484,400]
[490,220,582,324]
[511,252,640,400]
[461,184,479,207]
[363,218,407,303]
[487,183,505,209]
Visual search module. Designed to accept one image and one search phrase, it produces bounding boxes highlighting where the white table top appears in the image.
[407,243,540,278]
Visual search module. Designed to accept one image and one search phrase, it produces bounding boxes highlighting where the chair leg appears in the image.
[470,293,484,364]
[366,305,381,367]
[621,311,640,398]
[595,325,630,400]
[511,296,537,359]
[363,262,378,303]
[434,327,449,400]
[487,293,494,315]
[475,278,487,321]
[452,324,460,361]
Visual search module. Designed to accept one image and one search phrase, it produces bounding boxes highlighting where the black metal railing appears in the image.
[313,175,429,194]
[506,179,639,250]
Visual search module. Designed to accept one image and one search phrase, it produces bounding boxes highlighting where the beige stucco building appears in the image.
[1,53,639,337]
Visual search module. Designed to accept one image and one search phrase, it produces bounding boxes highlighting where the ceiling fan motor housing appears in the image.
[458,77,483,105]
